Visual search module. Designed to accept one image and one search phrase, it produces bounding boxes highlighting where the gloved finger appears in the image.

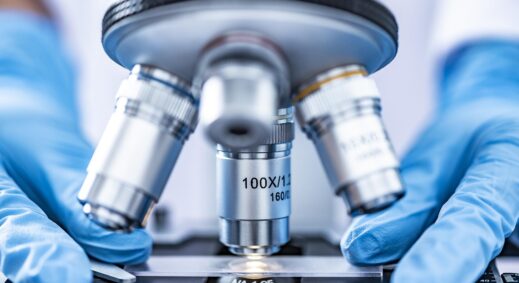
[0,161,91,283]
[0,123,153,265]
[342,111,475,265]
[342,40,519,266]
[392,120,519,282]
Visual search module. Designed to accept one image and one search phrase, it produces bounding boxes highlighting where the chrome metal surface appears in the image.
[198,36,289,149]
[221,218,289,256]
[218,108,294,256]
[79,174,155,230]
[125,256,383,278]
[218,146,291,220]
[340,168,403,215]
[295,65,404,215]
[102,0,397,87]
[78,65,199,230]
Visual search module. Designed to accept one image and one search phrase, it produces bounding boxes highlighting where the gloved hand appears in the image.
[0,11,152,282]
[342,40,519,282]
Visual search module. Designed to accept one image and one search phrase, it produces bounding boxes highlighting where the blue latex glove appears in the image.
[342,40,519,282]
[0,11,152,282]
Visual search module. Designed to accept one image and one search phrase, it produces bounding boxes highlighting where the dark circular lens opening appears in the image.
[228,126,249,136]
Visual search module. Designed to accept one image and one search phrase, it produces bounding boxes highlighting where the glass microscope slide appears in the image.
[125,256,382,278]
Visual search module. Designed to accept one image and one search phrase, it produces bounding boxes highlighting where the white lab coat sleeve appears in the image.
[430,0,519,68]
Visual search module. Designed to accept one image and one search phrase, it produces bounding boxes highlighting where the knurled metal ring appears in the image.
[102,0,398,45]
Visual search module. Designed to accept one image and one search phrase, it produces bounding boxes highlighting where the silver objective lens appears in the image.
[78,65,198,231]
[218,108,294,256]
[198,35,289,149]
[294,65,404,216]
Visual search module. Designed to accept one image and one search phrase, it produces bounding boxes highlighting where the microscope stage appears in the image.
[132,236,380,282]
[93,235,383,282]
[91,236,519,283]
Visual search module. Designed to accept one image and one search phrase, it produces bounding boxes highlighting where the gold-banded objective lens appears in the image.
[293,64,404,216]
[294,67,368,103]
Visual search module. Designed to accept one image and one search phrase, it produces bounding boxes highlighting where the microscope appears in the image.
[79,0,403,281]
